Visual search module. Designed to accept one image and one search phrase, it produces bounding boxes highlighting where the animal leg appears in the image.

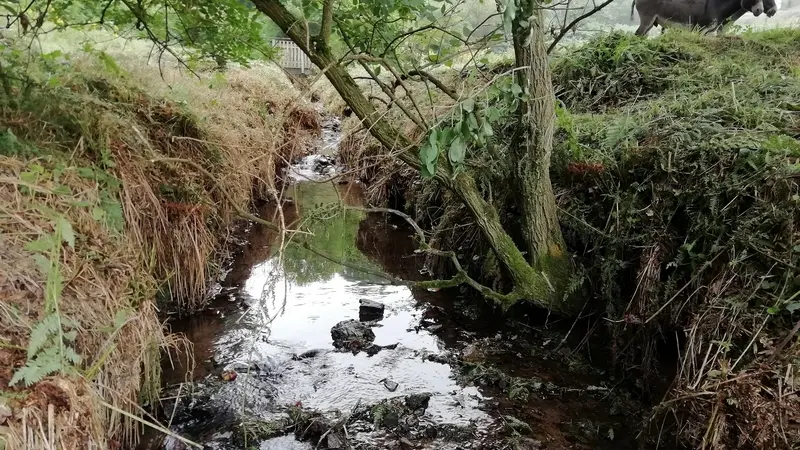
[635,14,657,36]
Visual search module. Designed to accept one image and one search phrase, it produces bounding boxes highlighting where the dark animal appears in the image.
[631,0,765,36]
[720,0,777,29]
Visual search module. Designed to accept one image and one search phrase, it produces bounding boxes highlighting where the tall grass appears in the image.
[0,27,320,449]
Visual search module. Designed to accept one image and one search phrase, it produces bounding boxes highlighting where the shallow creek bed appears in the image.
[135,117,642,450]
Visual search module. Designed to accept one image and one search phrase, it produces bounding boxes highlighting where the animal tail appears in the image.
[630,0,636,20]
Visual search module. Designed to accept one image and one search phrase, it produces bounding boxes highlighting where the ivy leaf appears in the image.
[511,82,523,97]
[467,112,479,130]
[482,120,494,137]
[449,136,467,165]
[419,130,439,178]
[462,98,475,113]
[503,0,517,37]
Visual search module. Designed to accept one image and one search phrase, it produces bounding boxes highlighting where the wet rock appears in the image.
[292,349,324,360]
[359,299,385,321]
[313,155,336,173]
[365,342,399,356]
[424,425,438,439]
[382,409,400,428]
[331,319,375,351]
[382,378,399,392]
[404,393,431,413]
[365,344,383,356]
[326,432,345,449]
[399,414,419,433]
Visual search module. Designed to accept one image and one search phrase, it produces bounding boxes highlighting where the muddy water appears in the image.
[137,118,638,450]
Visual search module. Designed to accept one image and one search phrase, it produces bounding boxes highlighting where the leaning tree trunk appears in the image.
[251,0,579,315]
[511,0,572,299]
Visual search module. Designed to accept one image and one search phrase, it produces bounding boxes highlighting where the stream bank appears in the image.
[135,117,642,450]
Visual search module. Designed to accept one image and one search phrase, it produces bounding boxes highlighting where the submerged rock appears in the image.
[331,319,375,351]
[382,378,399,392]
[405,393,431,412]
[292,349,325,360]
[359,299,386,321]
[365,342,398,356]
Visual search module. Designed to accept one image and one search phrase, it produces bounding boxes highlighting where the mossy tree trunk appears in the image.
[511,0,572,298]
[251,0,579,315]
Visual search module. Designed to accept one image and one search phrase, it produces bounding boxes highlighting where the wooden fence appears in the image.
[271,38,313,73]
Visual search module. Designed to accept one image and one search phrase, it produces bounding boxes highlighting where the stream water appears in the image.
[136,116,638,450]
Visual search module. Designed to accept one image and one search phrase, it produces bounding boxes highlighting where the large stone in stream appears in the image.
[404,393,431,412]
[331,319,375,351]
[359,299,385,321]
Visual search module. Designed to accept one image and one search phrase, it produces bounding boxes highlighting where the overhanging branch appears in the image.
[547,0,616,53]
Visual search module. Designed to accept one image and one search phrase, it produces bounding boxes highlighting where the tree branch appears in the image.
[319,0,334,51]
[405,69,457,100]
[547,0,616,53]
[250,0,569,314]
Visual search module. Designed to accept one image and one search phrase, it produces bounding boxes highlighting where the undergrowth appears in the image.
[337,27,800,449]
[0,30,319,450]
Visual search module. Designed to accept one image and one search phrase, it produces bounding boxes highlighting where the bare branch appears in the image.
[405,69,457,100]
[547,0,617,53]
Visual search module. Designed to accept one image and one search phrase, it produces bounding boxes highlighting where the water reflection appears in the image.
[151,179,491,450]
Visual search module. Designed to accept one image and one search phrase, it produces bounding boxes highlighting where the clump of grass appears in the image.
[0,29,320,450]
[552,28,800,449]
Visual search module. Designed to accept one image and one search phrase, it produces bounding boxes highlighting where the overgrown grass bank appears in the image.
[0,33,319,449]
[336,28,800,448]
[552,29,800,448]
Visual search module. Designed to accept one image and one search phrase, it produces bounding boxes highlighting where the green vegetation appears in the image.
[0,0,798,447]
[0,27,319,449]
[552,29,800,448]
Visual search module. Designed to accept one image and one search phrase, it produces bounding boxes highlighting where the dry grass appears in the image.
[0,30,320,450]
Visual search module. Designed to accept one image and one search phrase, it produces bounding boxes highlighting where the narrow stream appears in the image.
[137,116,637,450]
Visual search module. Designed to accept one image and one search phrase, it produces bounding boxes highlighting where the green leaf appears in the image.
[52,185,72,196]
[482,120,494,137]
[27,315,59,359]
[503,0,517,36]
[419,130,440,178]
[374,65,382,77]
[449,136,467,165]
[25,238,54,253]
[467,112,479,130]
[462,98,475,113]
[32,254,50,275]
[56,216,75,249]
[511,82,523,97]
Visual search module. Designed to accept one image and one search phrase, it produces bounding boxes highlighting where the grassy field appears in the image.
[0,27,319,449]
